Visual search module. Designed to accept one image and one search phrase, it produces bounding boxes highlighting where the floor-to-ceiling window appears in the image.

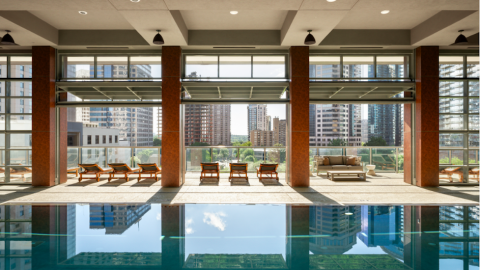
[439,55,479,184]
[0,55,32,183]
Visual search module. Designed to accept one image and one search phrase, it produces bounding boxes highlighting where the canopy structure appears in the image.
[56,81,162,101]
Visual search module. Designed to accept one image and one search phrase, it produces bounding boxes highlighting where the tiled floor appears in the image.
[0,172,477,205]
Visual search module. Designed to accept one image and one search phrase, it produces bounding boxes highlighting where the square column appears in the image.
[32,46,66,186]
[414,46,440,187]
[289,46,310,187]
[161,46,182,187]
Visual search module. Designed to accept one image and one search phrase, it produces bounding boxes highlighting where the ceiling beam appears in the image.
[329,87,344,98]
[217,87,222,99]
[359,87,378,98]
[249,87,254,99]
[126,86,142,100]
[411,10,478,46]
[320,30,410,46]
[188,30,280,46]
[92,87,112,100]
[59,30,149,46]
[0,11,58,45]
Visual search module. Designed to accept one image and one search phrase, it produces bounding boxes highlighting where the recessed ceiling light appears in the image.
[130,0,140,2]
[78,11,88,15]
[326,0,336,2]
[230,11,238,15]
[381,10,390,14]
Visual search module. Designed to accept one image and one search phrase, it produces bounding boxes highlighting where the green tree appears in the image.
[328,138,347,146]
[135,149,154,164]
[153,138,162,146]
[364,136,387,146]
[241,141,253,146]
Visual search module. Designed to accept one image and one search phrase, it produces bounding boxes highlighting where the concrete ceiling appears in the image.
[0,0,477,50]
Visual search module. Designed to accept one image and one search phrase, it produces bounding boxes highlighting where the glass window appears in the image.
[130,56,162,78]
[467,56,479,77]
[95,135,99,144]
[469,81,479,96]
[9,134,31,149]
[469,98,479,113]
[10,116,32,131]
[10,57,32,78]
[469,115,479,130]
[64,56,94,78]
[439,98,463,113]
[185,55,218,78]
[376,56,407,78]
[440,134,464,147]
[87,135,92,145]
[343,56,374,78]
[219,56,251,78]
[309,56,341,78]
[439,56,463,78]
[252,56,285,78]
[0,57,6,78]
[440,81,463,96]
[469,133,479,147]
[96,56,128,78]
[440,115,464,130]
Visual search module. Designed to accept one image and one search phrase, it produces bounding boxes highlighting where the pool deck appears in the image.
[0,173,478,205]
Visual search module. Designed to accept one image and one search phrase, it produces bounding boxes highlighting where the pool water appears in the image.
[1,204,478,270]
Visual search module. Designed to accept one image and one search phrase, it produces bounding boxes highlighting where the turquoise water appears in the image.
[0,204,478,269]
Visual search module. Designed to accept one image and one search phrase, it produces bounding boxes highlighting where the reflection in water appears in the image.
[0,204,476,269]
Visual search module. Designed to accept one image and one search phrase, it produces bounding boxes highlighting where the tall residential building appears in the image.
[250,130,274,147]
[367,103,403,146]
[309,206,361,254]
[309,104,362,146]
[157,107,162,138]
[272,117,287,146]
[184,104,231,146]
[361,119,369,143]
[359,206,404,249]
[247,104,267,141]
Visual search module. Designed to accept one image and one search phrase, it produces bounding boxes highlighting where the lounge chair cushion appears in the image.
[329,156,343,165]
[346,157,356,166]
[323,157,330,165]
[80,164,102,172]
[140,164,158,171]
[203,165,218,170]
[109,163,129,171]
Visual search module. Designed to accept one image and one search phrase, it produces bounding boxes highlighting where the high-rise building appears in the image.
[309,206,361,254]
[184,104,230,146]
[361,119,369,143]
[359,206,404,250]
[367,103,403,146]
[309,104,362,146]
[157,107,162,138]
[272,117,287,146]
[89,204,151,235]
[250,130,274,147]
[266,115,272,131]
[247,105,267,141]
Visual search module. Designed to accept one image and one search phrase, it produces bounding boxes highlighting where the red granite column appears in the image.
[289,46,310,187]
[32,46,57,186]
[161,47,182,187]
[415,46,439,187]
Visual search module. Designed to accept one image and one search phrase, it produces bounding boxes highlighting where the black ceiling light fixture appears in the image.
[1,30,16,45]
[304,30,316,45]
[153,30,164,45]
[454,30,469,45]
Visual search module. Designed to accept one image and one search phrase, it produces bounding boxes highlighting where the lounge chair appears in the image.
[78,164,112,182]
[137,163,162,182]
[256,163,279,182]
[9,165,32,182]
[439,167,463,183]
[373,156,395,170]
[469,167,479,182]
[200,163,220,182]
[229,163,248,182]
[107,163,141,182]
[67,167,80,177]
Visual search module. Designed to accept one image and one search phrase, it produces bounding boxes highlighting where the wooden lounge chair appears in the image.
[439,167,463,183]
[107,163,141,182]
[9,165,32,182]
[229,163,248,182]
[256,163,279,182]
[200,163,220,182]
[469,167,479,182]
[137,163,161,182]
[78,164,112,182]
[67,167,80,177]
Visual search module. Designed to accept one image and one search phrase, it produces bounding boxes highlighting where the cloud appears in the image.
[203,212,227,231]
[156,213,161,220]
[186,218,194,235]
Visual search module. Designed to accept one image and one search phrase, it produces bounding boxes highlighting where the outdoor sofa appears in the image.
[313,155,363,176]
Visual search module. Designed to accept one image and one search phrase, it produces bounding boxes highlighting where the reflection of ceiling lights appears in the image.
[230,11,238,15]
[381,10,390,14]
[78,11,88,15]
[304,30,316,45]
[326,0,336,2]
[130,0,141,2]
[454,30,469,45]
[153,30,164,45]
[345,213,353,215]
[1,30,16,45]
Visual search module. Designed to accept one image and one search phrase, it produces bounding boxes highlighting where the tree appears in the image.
[364,136,387,146]
[328,138,347,146]
[241,141,253,146]
[153,138,161,146]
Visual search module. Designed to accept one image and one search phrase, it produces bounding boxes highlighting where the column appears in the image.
[289,46,310,187]
[32,46,66,186]
[58,93,68,184]
[161,46,182,187]
[286,206,309,269]
[404,94,413,184]
[415,46,440,187]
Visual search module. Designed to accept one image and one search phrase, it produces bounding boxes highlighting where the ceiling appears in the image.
[0,0,478,50]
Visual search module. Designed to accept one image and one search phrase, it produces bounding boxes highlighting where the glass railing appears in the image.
[310,146,404,173]
[67,147,162,169]
[185,146,286,173]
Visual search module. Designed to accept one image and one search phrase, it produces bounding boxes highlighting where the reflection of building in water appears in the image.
[359,206,404,259]
[66,205,76,259]
[308,206,361,254]
[89,204,151,235]
[61,252,162,266]
[184,254,288,269]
